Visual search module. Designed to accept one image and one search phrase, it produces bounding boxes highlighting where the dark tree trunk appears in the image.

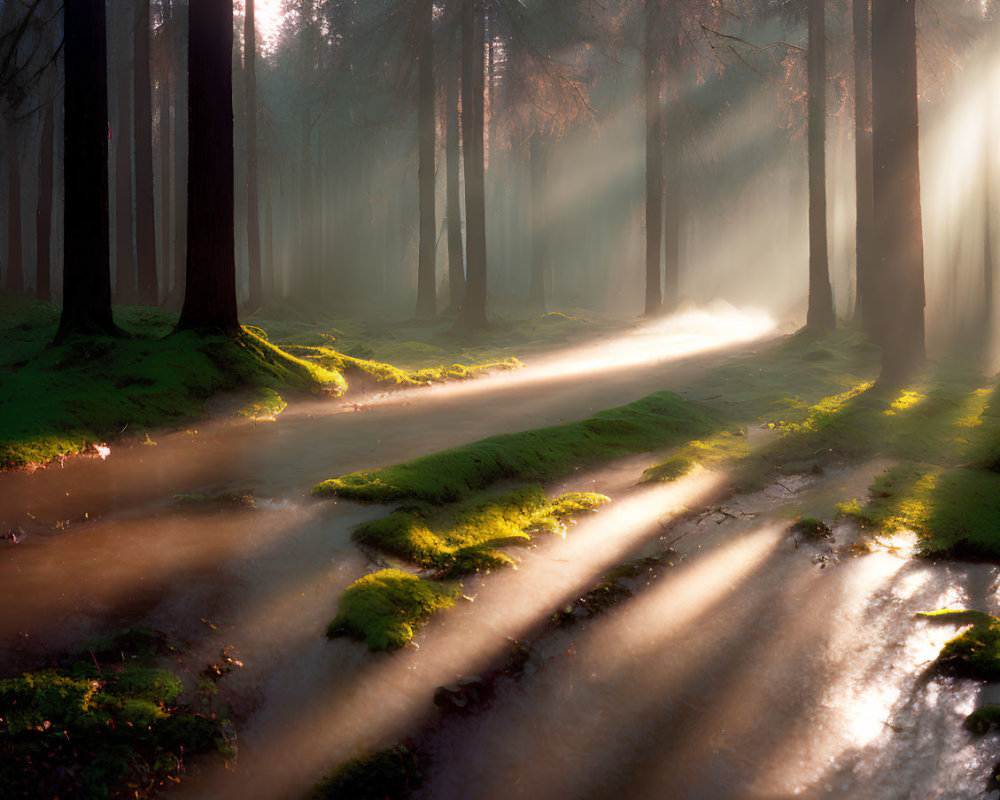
[983,22,996,330]
[134,0,158,304]
[662,98,681,311]
[871,0,925,383]
[445,31,465,313]
[177,0,239,333]
[643,0,663,317]
[265,171,275,299]
[169,0,188,307]
[158,4,173,305]
[58,0,117,339]
[113,2,136,303]
[245,0,263,309]
[806,0,835,331]
[415,0,437,318]
[5,119,24,295]
[852,0,877,335]
[529,133,548,312]
[456,0,488,329]
[36,92,55,302]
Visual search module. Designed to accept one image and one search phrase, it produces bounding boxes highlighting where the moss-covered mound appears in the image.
[308,744,421,800]
[919,609,1000,680]
[965,703,1000,735]
[840,463,1000,559]
[352,486,608,577]
[314,392,714,504]
[0,628,234,799]
[328,570,460,651]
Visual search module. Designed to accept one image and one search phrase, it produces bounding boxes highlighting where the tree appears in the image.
[134,0,159,304]
[643,0,663,316]
[871,0,925,383]
[414,0,436,318]
[58,0,118,338]
[444,24,465,313]
[245,0,263,310]
[35,50,56,302]
[177,0,239,333]
[805,0,834,331]
[852,0,876,335]
[455,0,488,329]
[111,0,136,303]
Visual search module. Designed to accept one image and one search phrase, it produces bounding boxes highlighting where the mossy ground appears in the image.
[313,392,715,504]
[0,295,585,471]
[0,628,234,799]
[327,569,460,651]
[352,486,608,577]
[307,743,421,800]
[918,610,1000,680]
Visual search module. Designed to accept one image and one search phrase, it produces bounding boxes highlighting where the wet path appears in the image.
[1,308,998,798]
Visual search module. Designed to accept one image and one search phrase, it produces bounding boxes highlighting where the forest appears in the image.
[1,0,1000,797]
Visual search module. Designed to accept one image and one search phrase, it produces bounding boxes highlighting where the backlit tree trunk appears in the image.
[36,79,56,302]
[113,0,136,303]
[852,0,877,335]
[643,0,663,316]
[872,0,926,383]
[415,0,437,318]
[529,133,548,312]
[445,30,465,313]
[5,119,24,295]
[245,0,263,309]
[134,0,158,304]
[178,0,239,333]
[806,0,835,331]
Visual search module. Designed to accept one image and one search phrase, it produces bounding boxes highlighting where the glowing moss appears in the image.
[314,392,714,504]
[353,486,608,576]
[919,610,1000,680]
[328,569,459,651]
[641,427,751,483]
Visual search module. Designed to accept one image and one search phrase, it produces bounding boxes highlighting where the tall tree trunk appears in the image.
[5,119,24,295]
[643,0,663,316]
[58,0,117,339]
[983,21,996,330]
[245,0,263,310]
[662,75,681,311]
[872,0,925,383]
[415,0,437,318]
[852,0,876,335]
[113,2,136,303]
[456,0,488,329]
[158,3,173,306]
[445,31,465,313]
[134,0,158,304]
[529,133,548,312]
[178,0,238,333]
[265,171,275,300]
[36,85,56,302]
[806,0,835,330]
[168,0,188,307]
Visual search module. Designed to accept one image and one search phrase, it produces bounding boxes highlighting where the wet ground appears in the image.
[1,308,998,799]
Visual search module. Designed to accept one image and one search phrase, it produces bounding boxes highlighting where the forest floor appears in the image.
[2,298,1000,798]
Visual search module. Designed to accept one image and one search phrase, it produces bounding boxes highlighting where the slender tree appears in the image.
[643,0,663,316]
[35,60,56,302]
[456,0,488,329]
[4,117,24,295]
[245,0,263,309]
[805,0,835,330]
[112,0,136,303]
[871,0,925,382]
[157,0,173,305]
[415,0,437,318]
[852,0,876,334]
[177,0,239,332]
[58,0,117,338]
[134,0,158,304]
[444,25,465,313]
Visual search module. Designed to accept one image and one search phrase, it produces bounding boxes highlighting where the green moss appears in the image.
[641,427,751,483]
[309,744,421,800]
[0,629,232,799]
[839,462,1000,559]
[353,486,608,577]
[965,703,1000,735]
[314,392,714,504]
[328,569,459,651]
[790,516,833,539]
[918,610,1000,680]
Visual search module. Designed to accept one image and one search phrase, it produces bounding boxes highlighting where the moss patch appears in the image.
[918,609,1000,680]
[965,703,1000,735]
[0,628,233,799]
[314,392,714,504]
[308,744,421,800]
[328,570,460,651]
[353,486,608,577]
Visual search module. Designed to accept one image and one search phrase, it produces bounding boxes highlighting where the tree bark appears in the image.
[445,28,465,313]
[5,119,24,295]
[36,84,55,302]
[806,0,835,331]
[415,0,437,318]
[529,133,548,312]
[643,0,663,316]
[133,0,158,304]
[178,0,239,333]
[456,0,488,329]
[245,0,263,309]
[852,0,877,335]
[113,0,136,304]
[58,0,117,339]
[871,0,925,383]
[158,2,173,307]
